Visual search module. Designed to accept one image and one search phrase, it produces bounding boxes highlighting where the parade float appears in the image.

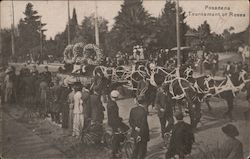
[56,42,105,87]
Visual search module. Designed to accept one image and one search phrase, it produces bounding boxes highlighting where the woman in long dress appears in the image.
[72,83,84,137]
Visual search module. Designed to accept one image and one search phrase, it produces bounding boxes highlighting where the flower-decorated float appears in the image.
[57,42,105,87]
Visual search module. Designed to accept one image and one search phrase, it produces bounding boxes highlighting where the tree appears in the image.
[1,29,12,62]
[109,0,156,55]
[229,25,249,51]
[69,8,79,43]
[206,33,224,52]
[156,0,188,49]
[53,32,67,57]
[50,8,79,57]
[198,21,211,40]
[17,3,46,57]
[73,14,109,53]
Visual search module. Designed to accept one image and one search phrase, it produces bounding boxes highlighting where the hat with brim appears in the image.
[222,124,239,137]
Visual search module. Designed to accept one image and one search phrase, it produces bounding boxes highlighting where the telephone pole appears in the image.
[94,0,100,46]
[40,17,43,60]
[11,0,15,57]
[67,0,71,45]
[176,0,181,68]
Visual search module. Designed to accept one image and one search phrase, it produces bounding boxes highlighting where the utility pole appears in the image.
[176,0,181,69]
[67,0,71,45]
[94,0,100,46]
[11,0,15,57]
[40,17,43,61]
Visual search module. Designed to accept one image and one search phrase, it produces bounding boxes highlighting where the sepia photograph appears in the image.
[0,0,249,158]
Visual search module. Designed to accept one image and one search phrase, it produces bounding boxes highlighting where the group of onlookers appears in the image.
[224,61,248,76]
[0,62,247,159]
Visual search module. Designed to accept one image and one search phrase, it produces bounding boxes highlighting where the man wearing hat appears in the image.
[165,111,194,159]
[107,90,129,158]
[129,97,150,159]
[50,77,61,124]
[107,90,124,158]
[220,124,243,159]
[58,80,72,129]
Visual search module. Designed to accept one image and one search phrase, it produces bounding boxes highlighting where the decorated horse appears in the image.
[131,64,201,128]
[154,67,201,128]
[183,66,250,119]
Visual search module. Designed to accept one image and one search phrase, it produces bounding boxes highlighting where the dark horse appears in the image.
[134,65,201,128]
[184,67,249,120]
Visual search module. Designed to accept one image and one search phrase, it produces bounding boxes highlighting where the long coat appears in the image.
[89,94,104,124]
[220,137,243,159]
[58,86,71,128]
[82,89,90,118]
[129,105,149,142]
[107,100,122,131]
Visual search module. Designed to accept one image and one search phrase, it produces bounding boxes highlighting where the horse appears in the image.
[183,66,249,120]
[136,65,201,128]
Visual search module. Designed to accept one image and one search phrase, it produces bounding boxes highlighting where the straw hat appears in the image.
[110,90,120,98]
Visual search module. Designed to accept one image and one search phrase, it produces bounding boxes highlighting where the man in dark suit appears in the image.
[107,90,125,158]
[165,112,194,159]
[155,85,174,138]
[129,97,150,159]
[59,83,71,128]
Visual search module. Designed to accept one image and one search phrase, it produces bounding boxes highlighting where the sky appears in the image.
[1,0,249,40]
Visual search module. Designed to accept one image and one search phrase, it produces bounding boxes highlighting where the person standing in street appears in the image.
[59,81,71,129]
[39,75,49,118]
[107,90,123,158]
[155,85,174,138]
[72,82,84,137]
[129,97,150,159]
[220,124,244,159]
[165,112,195,159]
[50,78,61,124]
